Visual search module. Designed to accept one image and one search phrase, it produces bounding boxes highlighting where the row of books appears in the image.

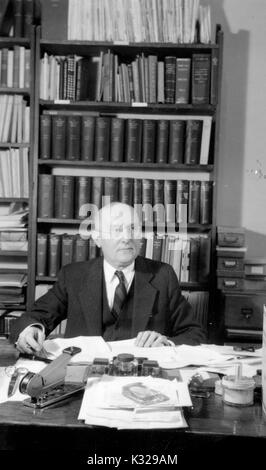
[40,113,212,165]
[37,232,211,283]
[0,95,30,143]
[0,148,29,197]
[42,0,212,44]
[0,47,30,89]
[0,0,36,38]
[40,51,213,105]
[38,175,213,225]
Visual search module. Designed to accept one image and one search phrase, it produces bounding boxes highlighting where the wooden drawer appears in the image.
[217,226,245,247]
[217,277,244,291]
[217,257,244,273]
[224,292,266,330]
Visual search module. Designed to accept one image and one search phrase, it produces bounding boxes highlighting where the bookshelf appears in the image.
[26,20,223,337]
[0,29,36,328]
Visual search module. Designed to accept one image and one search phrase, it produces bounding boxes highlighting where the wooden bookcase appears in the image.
[27,25,223,336]
[0,30,35,327]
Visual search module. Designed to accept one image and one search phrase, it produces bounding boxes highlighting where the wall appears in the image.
[211,0,266,257]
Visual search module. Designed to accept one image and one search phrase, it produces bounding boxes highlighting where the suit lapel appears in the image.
[78,257,103,335]
[132,257,158,336]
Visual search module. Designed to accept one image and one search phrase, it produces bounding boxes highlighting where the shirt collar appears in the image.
[103,259,135,285]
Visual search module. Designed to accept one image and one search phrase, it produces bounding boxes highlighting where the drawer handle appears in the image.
[241,307,253,320]
[223,280,237,287]
[223,260,237,267]
[224,235,239,242]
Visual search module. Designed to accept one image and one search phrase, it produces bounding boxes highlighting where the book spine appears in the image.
[94,117,110,161]
[81,116,95,161]
[61,233,75,267]
[48,233,61,277]
[66,115,81,160]
[13,0,23,37]
[168,120,185,164]
[189,236,200,282]
[198,235,211,282]
[91,176,104,209]
[153,179,164,227]
[175,58,191,104]
[210,48,219,105]
[142,119,156,163]
[119,177,133,205]
[36,233,48,276]
[125,119,142,162]
[75,176,91,219]
[191,54,211,105]
[40,115,52,159]
[200,181,213,224]
[54,175,74,218]
[41,0,68,40]
[23,0,34,38]
[176,180,189,224]
[52,115,66,160]
[133,178,142,206]
[164,179,176,226]
[73,234,89,262]
[110,117,125,162]
[38,174,54,218]
[188,180,201,224]
[184,120,202,165]
[155,120,168,163]
[164,56,176,104]
[104,177,119,203]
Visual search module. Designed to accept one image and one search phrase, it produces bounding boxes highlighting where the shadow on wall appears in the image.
[245,230,266,258]
[210,0,249,227]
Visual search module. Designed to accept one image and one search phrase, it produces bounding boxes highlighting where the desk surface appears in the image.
[1,338,266,464]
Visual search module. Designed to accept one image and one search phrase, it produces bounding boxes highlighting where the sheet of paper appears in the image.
[44,336,111,362]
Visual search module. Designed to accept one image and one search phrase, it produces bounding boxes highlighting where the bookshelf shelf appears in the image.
[0,38,30,46]
[0,197,29,203]
[39,99,216,114]
[0,88,30,95]
[38,160,214,172]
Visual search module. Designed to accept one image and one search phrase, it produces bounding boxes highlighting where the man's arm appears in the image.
[167,265,207,345]
[9,269,68,344]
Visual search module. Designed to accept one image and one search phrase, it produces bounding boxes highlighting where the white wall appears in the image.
[211,0,266,257]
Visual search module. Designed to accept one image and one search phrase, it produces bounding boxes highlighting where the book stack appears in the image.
[0,272,27,309]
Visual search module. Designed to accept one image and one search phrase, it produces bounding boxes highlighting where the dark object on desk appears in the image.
[19,352,52,363]
[20,346,83,409]
[189,372,220,398]
[88,356,161,377]
[233,346,255,353]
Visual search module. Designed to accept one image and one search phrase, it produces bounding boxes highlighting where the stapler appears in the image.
[19,346,86,409]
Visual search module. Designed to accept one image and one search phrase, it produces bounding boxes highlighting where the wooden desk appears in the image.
[0,339,266,466]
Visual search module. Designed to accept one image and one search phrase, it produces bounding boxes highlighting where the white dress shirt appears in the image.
[103,259,135,310]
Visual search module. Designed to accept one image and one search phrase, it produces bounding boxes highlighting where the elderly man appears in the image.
[10,202,206,354]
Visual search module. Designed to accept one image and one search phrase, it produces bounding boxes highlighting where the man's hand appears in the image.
[135,330,170,347]
[16,326,45,354]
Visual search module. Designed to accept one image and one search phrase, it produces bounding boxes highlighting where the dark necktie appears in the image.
[112,270,127,319]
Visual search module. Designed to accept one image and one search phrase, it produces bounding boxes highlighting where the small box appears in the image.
[217,226,245,248]
[224,291,266,330]
[245,258,266,278]
[217,277,244,291]
[244,278,266,291]
[216,246,247,258]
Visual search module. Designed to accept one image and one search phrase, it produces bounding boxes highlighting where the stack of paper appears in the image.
[78,375,191,429]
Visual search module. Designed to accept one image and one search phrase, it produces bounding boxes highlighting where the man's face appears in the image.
[96,205,141,269]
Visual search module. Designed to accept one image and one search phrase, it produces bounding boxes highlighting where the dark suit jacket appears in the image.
[10,256,206,345]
